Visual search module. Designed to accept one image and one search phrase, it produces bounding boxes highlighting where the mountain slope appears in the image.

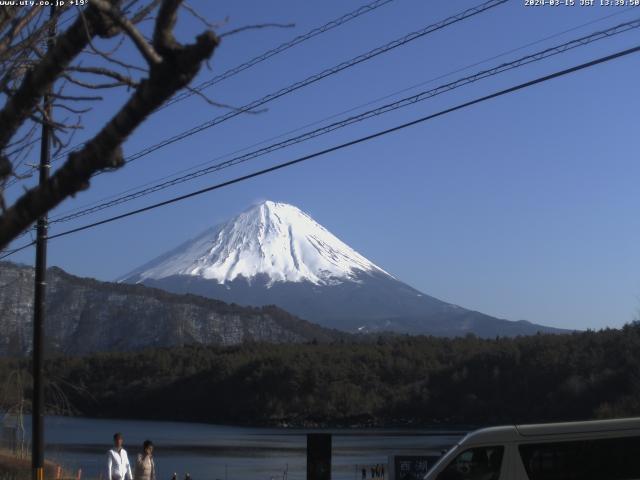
[122,201,390,286]
[0,261,342,357]
[122,201,567,337]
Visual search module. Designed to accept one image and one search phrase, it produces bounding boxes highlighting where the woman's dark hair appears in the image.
[114,433,123,441]
[143,440,153,449]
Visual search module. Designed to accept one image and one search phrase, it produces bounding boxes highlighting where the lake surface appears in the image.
[11,416,466,480]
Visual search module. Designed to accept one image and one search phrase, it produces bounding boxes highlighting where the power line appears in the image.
[4,43,639,257]
[46,18,640,225]
[56,0,504,178]
[22,43,640,248]
[161,0,398,109]
[115,0,507,168]
[5,0,398,187]
[0,241,35,260]
[49,6,638,222]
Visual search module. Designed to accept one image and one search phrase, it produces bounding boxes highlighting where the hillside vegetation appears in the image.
[2,324,639,427]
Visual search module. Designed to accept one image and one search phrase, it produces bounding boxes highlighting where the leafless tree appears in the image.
[1,367,28,458]
[1,363,91,458]
[0,0,224,250]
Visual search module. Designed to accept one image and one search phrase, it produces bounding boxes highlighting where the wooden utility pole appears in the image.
[32,6,55,480]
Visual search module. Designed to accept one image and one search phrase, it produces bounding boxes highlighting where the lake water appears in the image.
[10,416,466,480]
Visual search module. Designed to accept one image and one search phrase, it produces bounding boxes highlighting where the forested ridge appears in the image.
[2,323,639,427]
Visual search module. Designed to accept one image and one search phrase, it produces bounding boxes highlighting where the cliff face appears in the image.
[0,262,338,356]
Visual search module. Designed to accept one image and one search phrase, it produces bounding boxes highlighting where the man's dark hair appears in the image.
[143,440,153,449]
[114,433,123,442]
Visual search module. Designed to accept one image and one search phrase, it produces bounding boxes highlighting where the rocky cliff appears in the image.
[0,262,340,356]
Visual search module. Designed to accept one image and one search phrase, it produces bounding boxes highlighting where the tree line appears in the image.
[2,323,640,427]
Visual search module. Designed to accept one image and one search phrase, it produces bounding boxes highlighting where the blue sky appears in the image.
[5,0,640,330]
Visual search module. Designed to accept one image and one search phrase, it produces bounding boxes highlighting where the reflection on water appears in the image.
[17,416,465,480]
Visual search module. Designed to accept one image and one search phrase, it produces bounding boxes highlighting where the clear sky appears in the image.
[5,0,640,331]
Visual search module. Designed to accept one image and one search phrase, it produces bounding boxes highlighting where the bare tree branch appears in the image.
[181,1,216,29]
[0,8,63,70]
[53,103,92,115]
[129,0,161,24]
[50,92,104,102]
[67,65,140,87]
[0,5,43,56]
[91,0,163,65]
[0,156,11,183]
[62,72,137,90]
[0,1,121,153]
[83,29,126,59]
[185,84,267,113]
[0,0,220,249]
[153,0,181,52]
[85,45,149,73]
[219,22,295,39]
[28,111,82,133]
[52,119,82,158]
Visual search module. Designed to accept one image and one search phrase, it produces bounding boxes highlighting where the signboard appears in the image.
[392,455,442,480]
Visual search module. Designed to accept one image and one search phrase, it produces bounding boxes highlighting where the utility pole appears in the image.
[32,5,55,480]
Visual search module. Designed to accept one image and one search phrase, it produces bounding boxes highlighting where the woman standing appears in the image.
[135,440,156,480]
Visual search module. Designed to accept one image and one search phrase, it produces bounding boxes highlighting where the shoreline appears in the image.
[3,417,466,480]
[29,412,475,433]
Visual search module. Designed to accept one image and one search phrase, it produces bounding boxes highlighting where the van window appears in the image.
[519,435,640,480]
[435,446,504,480]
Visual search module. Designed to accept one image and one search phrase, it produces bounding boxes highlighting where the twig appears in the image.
[53,103,92,115]
[90,0,163,64]
[84,32,126,57]
[62,73,134,90]
[0,6,43,56]
[51,92,104,101]
[186,85,267,113]
[219,22,295,39]
[53,120,81,158]
[129,0,161,24]
[67,65,139,87]
[181,1,215,29]
[0,0,120,151]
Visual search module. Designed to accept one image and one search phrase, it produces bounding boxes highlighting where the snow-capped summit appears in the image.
[121,201,566,337]
[122,201,390,286]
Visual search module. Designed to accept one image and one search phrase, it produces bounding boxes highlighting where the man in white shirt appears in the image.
[108,433,133,480]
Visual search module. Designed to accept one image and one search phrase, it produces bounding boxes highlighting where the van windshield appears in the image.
[433,445,504,480]
[424,443,460,478]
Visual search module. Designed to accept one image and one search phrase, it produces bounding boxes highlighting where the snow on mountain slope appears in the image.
[122,201,392,286]
[120,201,569,337]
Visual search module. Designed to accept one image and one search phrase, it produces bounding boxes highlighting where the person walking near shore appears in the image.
[135,440,156,480]
[108,433,133,480]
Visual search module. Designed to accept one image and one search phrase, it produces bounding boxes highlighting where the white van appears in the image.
[423,417,640,480]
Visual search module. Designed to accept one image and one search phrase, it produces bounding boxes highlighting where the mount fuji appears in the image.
[121,201,565,337]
